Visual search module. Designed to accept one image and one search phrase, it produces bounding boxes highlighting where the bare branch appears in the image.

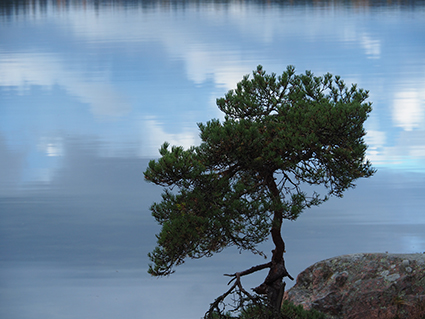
[205,272,265,319]
[224,262,272,284]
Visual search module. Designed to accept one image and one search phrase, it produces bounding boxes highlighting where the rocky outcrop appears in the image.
[285,253,425,319]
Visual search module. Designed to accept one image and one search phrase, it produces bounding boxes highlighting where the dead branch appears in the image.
[205,260,294,319]
[224,262,272,285]
[205,272,265,319]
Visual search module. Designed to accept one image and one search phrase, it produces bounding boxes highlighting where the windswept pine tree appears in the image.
[144,65,375,318]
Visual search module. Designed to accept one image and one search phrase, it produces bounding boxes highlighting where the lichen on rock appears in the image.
[284,253,425,319]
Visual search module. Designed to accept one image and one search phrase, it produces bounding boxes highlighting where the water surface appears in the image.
[1,1,425,318]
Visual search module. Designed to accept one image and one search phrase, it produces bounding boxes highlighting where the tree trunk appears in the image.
[259,172,293,318]
[253,253,292,318]
[269,281,286,318]
[213,172,294,319]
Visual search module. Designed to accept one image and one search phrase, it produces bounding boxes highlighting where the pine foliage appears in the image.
[144,65,375,277]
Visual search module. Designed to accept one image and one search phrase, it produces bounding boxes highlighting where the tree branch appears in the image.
[224,262,272,284]
[205,272,264,319]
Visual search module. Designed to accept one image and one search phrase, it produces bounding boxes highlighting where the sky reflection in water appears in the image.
[0,1,425,318]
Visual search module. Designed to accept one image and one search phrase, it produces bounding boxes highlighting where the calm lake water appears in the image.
[1,0,425,318]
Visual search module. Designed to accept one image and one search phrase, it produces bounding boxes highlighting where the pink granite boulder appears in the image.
[285,253,425,319]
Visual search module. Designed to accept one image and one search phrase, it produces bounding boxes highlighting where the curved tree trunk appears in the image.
[258,172,293,318]
[207,173,294,319]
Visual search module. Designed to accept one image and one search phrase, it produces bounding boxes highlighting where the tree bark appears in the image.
[256,172,293,318]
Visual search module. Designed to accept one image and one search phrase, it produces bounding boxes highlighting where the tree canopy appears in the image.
[144,65,375,316]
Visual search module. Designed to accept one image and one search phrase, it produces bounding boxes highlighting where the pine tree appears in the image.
[144,65,375,318]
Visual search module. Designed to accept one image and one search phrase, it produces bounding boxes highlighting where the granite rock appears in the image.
[285,253,425,319]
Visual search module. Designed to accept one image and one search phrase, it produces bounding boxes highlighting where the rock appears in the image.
[284,253,425,319]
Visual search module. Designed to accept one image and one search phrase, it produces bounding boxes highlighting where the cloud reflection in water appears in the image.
[1,1,425,318]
